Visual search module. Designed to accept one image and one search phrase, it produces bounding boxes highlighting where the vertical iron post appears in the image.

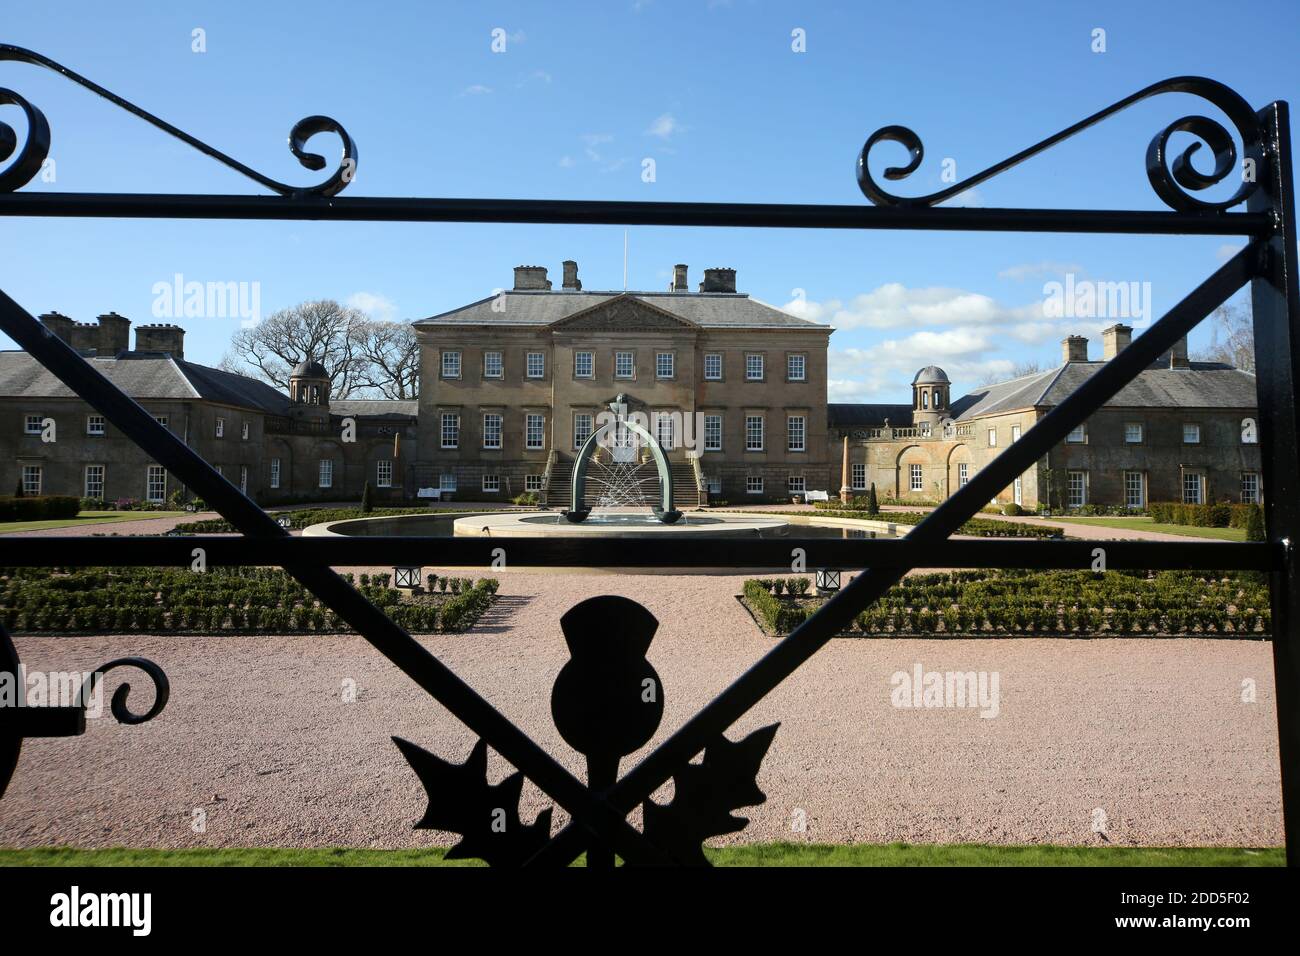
[1249,100,1300,866]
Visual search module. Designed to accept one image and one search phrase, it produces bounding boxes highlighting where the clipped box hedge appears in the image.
[0,566,499,635]
[743,569,1270,638]
[0,495,81,522]
[1148,501,1259,529]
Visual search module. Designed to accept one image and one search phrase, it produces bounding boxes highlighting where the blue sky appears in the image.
[2,0,1296,402]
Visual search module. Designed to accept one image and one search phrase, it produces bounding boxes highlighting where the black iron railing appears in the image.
[1,46,1297,866]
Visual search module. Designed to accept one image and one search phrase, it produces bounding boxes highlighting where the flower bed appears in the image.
[740,569,1270,638]
[0,566,499,634]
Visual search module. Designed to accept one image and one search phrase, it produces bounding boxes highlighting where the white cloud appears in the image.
[461,84,492,96]
[347,292,398,323]
[782,282,1041,331]
[558,155,576,168]
[517,70,552,88]
[646,113,684,139]
[997,261,1085,281]
[581,132,614,162]
[828,335,1013,404]
[796,280,1125,402]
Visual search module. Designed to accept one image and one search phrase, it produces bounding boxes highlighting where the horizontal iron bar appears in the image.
[0,193,1274,235]
[8,707,85,738]
[0,536,1278,571]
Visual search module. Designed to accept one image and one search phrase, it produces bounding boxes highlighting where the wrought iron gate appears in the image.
[1,48,1297,866]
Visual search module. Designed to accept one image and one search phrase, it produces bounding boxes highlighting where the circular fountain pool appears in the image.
[454,509,789,537]
[302,508,905,541]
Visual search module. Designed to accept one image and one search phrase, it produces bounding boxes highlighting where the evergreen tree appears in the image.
[361,481,373,514]
[1246,503,1265,542]
[866,482,879,515]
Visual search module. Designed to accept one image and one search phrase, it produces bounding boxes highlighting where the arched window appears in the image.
[922,391,929,409]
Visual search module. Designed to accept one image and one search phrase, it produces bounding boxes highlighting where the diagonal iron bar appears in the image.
[0,291,671,865]
[528,242,1261,865]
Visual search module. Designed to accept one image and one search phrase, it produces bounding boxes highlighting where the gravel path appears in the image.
[0,568,1281,851]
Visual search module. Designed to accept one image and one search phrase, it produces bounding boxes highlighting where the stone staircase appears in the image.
[543,458,573,507]
[670,461,701,508]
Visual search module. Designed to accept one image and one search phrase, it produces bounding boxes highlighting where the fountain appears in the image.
[564,394,680,524]
[302,393,904,546]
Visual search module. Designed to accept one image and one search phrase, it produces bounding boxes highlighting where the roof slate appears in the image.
[0,351,293,414]
[413,290,828,330]
[835,361,1257,427]
[331,399,418,419]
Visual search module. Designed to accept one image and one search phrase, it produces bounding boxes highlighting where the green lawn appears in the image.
[0,511,185,534]
[0,844,1282,867]
[1053,516,1247,541]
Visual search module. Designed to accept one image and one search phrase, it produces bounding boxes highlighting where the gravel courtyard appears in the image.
[0,568,1283,851]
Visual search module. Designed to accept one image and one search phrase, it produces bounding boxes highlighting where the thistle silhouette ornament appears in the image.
[395,595,777,866]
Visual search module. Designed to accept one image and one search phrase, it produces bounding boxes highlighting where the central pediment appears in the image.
[549,294,697,332]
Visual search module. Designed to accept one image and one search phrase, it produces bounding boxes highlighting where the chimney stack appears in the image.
[671,263,689,291]
[699,267,737,293]
[39,311,74,344]
[512,265,551,290]
[96,312,131,356]
[561,260,581,290]
[1102,323,1132,360]
[1061,335,1089,363]
[136,323,186,359]
[1167,335,1190,369]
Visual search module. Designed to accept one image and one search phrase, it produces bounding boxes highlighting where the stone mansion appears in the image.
[0,260,1262,511]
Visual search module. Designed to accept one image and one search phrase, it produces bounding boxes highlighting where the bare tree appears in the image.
[978,359,1045,386]
[220,300,370,398]
[350,320,421,399]
[1194,303,1255,372]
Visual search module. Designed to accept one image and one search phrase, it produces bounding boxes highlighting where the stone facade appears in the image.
[831,329,1262,510]
[1,315,416,505]
[2,284,1262,516]
[412,262,833,504]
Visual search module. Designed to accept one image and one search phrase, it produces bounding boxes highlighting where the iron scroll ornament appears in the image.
[0,44,357,196]
[856,76,1264,212]
[0,623,169,799]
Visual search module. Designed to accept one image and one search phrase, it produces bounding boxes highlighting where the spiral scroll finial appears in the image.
[0,44,357,196]
[857,76,1264,213]
[0,86,51,193]
[81,658,171,725]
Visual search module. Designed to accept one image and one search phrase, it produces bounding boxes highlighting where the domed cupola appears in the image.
[289,358,330,407]
[911,365,950,427]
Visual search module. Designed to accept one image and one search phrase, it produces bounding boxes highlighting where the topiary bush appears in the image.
[1245,503,1266,542]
